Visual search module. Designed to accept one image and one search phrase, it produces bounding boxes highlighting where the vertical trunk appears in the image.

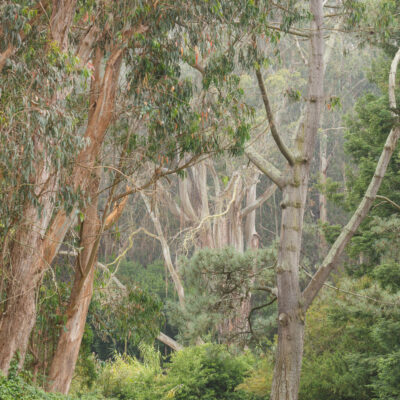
[244,174,259,250]
[193,162,214,248]
[0,0,95,374]
[0,44,122,374]
[270,1,324,399]
[270,172,307,400]
[319,131,328,250]
[318,20,341,253]
[47,182,100,394]
[0,167,57,373]
[0,218,42,372]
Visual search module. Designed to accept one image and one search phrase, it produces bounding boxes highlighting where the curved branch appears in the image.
[255,69,295,166]
[375,195,400,212]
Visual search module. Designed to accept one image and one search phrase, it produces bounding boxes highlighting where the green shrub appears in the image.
[99,346,166,400]
[165,344,262,400]
[0,373,66,400]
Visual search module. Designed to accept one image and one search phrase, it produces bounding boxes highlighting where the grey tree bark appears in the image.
[246,4,400,400]
[246,1,325,398]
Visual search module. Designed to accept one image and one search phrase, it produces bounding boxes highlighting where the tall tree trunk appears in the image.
[318,19,341,253]
[270,1,324,398]
[0,205,51,372]
[47,179,100,394]
[270,170,308,400]
[0,151,58,370]
[0,44,122,374]
[319,131,328,251]
[0,0,79,374]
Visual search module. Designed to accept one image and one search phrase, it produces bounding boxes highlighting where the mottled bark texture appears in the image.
[47,173,100,394]
[45,47,123,393]
[271,1,324,397]
[0,24,120,375]
[0,1,78,374]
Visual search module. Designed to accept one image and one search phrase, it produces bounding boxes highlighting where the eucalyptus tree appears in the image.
[0,0,251,383]
[244,2,400,399]
[1,0,289,392]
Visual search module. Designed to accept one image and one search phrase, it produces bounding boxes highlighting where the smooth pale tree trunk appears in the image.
[142,193,186,307]
[319,132,329,250]
[270,0,324,396]
[318,21,341,253]
[245,1,324,398]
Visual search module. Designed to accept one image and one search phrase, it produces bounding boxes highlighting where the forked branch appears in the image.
[302,47,400,311]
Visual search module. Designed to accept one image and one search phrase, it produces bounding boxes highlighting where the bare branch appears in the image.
[241,184,277,218]
[156,332,183,352]
[141,193,185,307]
[375,195,400,212]
[301,266,397,306]
[302,47,400,311]
[255,69,295,166]
[245,146,286,189]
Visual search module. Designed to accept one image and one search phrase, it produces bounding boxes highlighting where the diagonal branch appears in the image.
[241,184,277,218]
[301,47,400,311]
[141,193,185,307]
[375,195,400,212]
[245,146,286,189]
[255,68,295,166]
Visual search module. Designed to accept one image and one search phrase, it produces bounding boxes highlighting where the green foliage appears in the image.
[100,346,165,400]
[168,247,276,345]
[343,55,400,277]
[88,344,261,400]
[0,370,67,400]
[165,344,260,400]
[236,353,274,399]
[90,281,163,358]
[315,177,345,205]
[299,278,400,400]
[117,259,171,302]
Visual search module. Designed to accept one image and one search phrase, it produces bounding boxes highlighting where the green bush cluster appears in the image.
[0,373,66,400]
[97,344,262,400]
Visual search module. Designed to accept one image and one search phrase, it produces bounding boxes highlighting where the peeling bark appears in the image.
[0,43,122,374]
[47,175,100,394]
